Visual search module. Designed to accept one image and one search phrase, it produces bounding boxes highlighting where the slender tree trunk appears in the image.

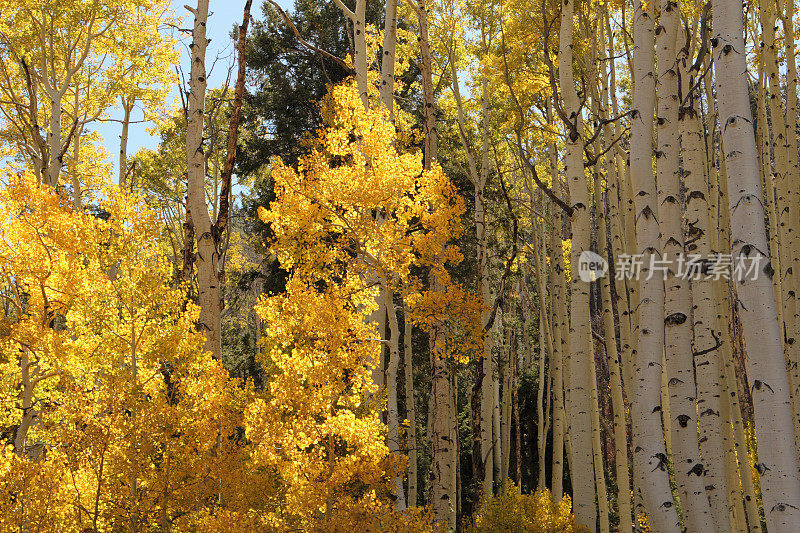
[679,36,732,532]
[119,98,133,187]
[550,190,567,502]
[501,325,512,487]
[385,287,406,509]
[656,1,714,528]
[380,0,397,118]
[45,86,63,187]
[629,0,680,528]
[596,172,633,533]
[403,298,418,507]
[186,0,221,359]
[712,0,800,528]
[557,1,595,526]
[590,332,610,533]
[430,281,456,528]
[534,238,549,490]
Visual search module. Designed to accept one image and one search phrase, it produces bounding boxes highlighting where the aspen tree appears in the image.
[184,0,220,358]
[758,0,800,414]
[595,161,633,533]
[403,295,419,507]
[655,0,714,528]
[332,0,368,108]
[380,0,398,117]
[532,225,550,490]
[677,17,732,531]
[549,196,567,502]
[447,23,495,497]
[385,287,407,510]
[629,0,680,528]
[556,0,595,526]
[712,0,800,527]
[414,1,456,524]
[500,322,513,487]
[778,0,800,456]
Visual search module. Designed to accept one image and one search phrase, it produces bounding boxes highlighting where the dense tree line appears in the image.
[2,0,800,531]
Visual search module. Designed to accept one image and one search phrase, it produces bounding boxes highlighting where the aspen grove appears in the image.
[4,0,800,530]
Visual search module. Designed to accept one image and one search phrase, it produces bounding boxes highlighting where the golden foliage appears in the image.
[468,481,589,532]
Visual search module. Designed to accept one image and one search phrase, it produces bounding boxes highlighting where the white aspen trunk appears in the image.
[71,127,82,210]
[500,325,512,487]
[45,86,63,187]
[778,0,800,461]
[759,1,800,427]
[679,47,731,532]
[119,99,133,189]
[656,1,714,528]
[477,173,494,499]
[600,9,635,392]
[416,0,436,169]
[403,297,418,507]
[449,368,458,517]
[385,287,406,509]
[14,348,34,454]
[712,0,800,528]
[380,0,397,118]
[119,99,133,187]
[707,132,754,533]
[430,287,456,528]
[629,1,680,529]
[534,235,549,489]
[417,7,453,525]
[558,1,595,527]
[550,221,566,501]
[596,175,633,533]
[186,0,221,359]
[492,324,502,486]
[590,334,610,533]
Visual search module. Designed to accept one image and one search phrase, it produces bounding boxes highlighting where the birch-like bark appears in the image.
[557,1,595,526]
[678,35,731,532]
[185,0,221,359]
[533,235,549,489]
[713,0,800,528]
[500,324,512,487]
[550,217,566,501]
[778,0,800,458]
[758,0,800,422]
[332,0,367,108]
[380,0,397,118]
[430,281,455,528]
[119,98,133,187]
[629,0,680,529]
[385,287,406,509]
[589,315,610,533]
[596,172,633,533]
[656,1,714,528]
[403,298,418,507]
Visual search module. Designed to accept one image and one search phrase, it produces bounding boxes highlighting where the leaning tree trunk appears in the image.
[712,0,800,528]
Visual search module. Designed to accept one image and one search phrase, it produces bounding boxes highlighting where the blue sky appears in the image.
[94,0,293,180]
